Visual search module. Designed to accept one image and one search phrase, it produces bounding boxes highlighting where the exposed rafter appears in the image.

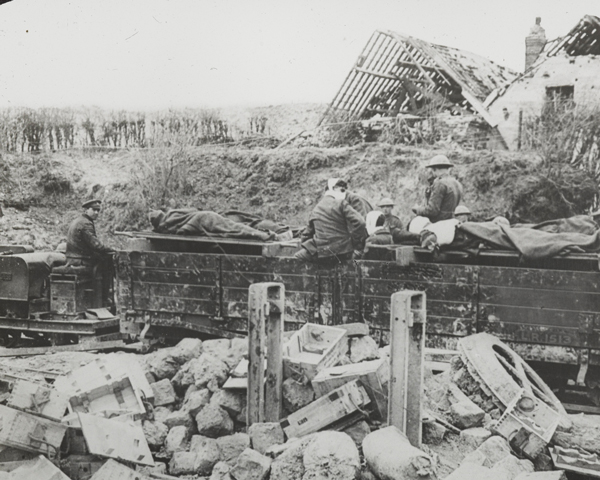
[319,30,517,127]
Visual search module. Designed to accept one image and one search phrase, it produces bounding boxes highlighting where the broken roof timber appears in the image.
[319,30,517,127]
[545,14,600,57]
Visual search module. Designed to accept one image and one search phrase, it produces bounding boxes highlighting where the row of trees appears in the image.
[0,107,272,152]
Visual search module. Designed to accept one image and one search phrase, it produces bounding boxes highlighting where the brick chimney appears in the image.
[525,17,546,70]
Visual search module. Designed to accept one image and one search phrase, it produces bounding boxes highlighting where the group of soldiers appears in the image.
[295,154,466,265]
[64,153,466,273]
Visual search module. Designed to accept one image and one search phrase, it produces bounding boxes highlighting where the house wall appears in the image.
[488,54,600,150]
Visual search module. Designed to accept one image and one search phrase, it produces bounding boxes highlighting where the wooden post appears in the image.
[388,290,426,447]
[247,282,284,426]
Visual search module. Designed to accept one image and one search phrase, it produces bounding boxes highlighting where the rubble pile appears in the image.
[0,330,596,479]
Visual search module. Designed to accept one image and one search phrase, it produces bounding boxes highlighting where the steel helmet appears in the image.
[454,205,471,215]
[426,155,454,169]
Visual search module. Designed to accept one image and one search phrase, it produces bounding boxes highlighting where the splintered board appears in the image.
[280,380,370,438]
[78,413,154,466]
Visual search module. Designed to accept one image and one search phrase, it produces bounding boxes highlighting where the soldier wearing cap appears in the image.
[66,199,114,262]
[412,155,463,223]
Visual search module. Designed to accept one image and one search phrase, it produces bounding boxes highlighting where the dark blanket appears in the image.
[513,215,598,235]
[150,209,273,241]
[458,221,600,260]
[222,210,290,234]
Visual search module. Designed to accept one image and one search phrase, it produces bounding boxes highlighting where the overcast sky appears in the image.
[0,0,597,110]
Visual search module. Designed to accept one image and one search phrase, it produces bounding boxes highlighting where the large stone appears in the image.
[195,403,234,438]
[491,455,534,480]
[460,427,492,448]
[248,422,285,455]
[151,378,177,406]
[173,353,230,392]
[515,472,567,480]
[210,388,246,416]
[153,406,173,424]
[349,336,380,363]
[422,421,447,445]
[169,451,197,475]
[230,448,272,480]
[142,420,169,450]
[190,435,221,476]
[165,425,189,456]
[216,432,251,466]
[210,461,232,480]
[282,378,315,413]
[363,426,435,480]
[450,400,485,429]
[182,387,212,416]
[462,436,512,467]
[270,436,315,480]
[145,338,203,380]
[303,431,360,480]
[164,409,195,432]
[445,463,507,480]
[343,420,371,447]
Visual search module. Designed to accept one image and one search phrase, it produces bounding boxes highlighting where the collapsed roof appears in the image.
[544,14,600,57]
[319,30,517,127]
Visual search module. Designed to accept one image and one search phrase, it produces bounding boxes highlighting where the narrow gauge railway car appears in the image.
[117,232,600,400]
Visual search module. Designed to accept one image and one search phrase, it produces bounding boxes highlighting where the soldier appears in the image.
[412,155,463,223]
[295,179,367,266]
[377,197,403,235]
[454,205,472,223]
[66,199,115,304]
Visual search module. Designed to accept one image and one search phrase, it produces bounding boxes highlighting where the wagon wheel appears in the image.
[0,330,20,348]
[458,333,571,430]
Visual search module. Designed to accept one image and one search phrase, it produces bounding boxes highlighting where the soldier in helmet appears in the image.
[377,197,403,235]
[454,205,472,223]
[412,155,463,223]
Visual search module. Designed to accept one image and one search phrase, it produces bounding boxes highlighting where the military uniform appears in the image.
[66,214,113,263]
[415,172,463,223]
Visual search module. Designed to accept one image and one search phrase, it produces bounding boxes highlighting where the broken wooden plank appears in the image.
[0,455,70,479]
[0,340,126,357]
[0,404,67,456]
[280,380,371,438]
[78,413,154,466]
[7,379,69,421]
[89,458,140,480]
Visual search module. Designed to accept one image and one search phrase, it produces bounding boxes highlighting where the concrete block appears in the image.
[450,400,485,429]
[165,425,189,456]
[217,432,251,466]
[463,436,512,467]
[173,353,229,393]
[190,435,221,476]
[460,427,492,448]
[248,422,285,455]
[230,448,272,480]
[151,378,177,406]
[182,387,212,416]
[195,403,234,438]
[142,420,168,450]
[349,336,380,363]
[169,451,197,475]
[164,409,195,432]
[422,421,447,445]
[153,405,173,424]
[210,461,232,480]
[492,454,534,480]
[363,426,434,480]
[282,378,315,413]
[343,420,371,447]
[210,388,246,416]
[137,463,167,476]
[302,431,360,480]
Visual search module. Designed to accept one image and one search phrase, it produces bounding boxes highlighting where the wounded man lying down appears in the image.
[148,208,278,241]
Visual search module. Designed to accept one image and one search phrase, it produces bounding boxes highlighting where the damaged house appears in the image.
[319,29,517,148]
[487,15,600,150]
[322,16,600,151]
